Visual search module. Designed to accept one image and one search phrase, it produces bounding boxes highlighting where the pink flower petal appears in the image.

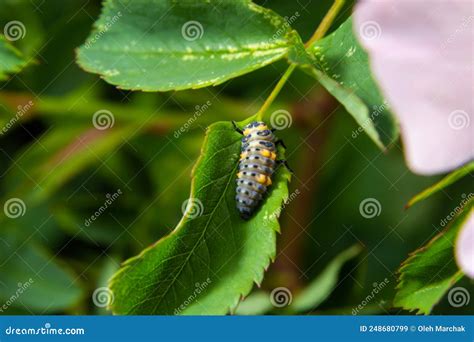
[455,210,474,279]
[354,1,473,175]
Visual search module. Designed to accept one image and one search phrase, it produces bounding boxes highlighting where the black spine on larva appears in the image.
[236,121,276,220]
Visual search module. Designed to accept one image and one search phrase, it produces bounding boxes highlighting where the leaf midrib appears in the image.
[83,46,289,56]
[130,138,240,314]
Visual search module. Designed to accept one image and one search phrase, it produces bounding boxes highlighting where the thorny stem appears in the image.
[255,0,346,122]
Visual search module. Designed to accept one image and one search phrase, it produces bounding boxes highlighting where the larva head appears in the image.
[243,121,269,136]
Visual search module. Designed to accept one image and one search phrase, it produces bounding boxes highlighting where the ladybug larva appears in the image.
[233,121,287,220]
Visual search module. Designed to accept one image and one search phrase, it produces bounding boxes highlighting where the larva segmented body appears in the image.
[235,121,277,220]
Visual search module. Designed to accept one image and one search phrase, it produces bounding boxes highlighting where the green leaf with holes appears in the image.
[0,35,27,80]
[302,17,399,149]
[394,200,473,314]
[109,119,290,314]
[76,0,303,91]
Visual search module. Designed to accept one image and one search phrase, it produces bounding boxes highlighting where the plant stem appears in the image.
[255,0,346,122]
[256,64,296,121]
[305,0,345,47]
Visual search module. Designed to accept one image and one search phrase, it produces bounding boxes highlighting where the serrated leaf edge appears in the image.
[393,201,473,314]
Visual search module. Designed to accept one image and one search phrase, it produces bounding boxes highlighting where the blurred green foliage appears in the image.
[0,0,472,315]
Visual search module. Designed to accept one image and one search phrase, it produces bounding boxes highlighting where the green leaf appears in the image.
[260,0,355,42]
[406,161,474,208]
[77,0,303,91]
[234,291,274,315]
[0,240,83,313]
[290,244,362,313]
[304,17,399,149]
[109,119,291,314]
[0,35,27,80]
[394,200,473,314]
[235,244,362,315]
